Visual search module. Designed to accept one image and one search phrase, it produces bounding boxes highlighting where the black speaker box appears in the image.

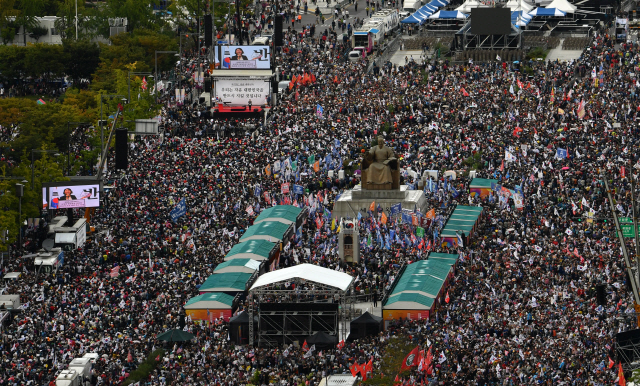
[115,128,128,170]
[204,14,213,47]
[274,15,283,46]
[596,283,606,306]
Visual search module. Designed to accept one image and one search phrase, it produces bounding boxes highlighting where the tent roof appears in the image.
[545,0,576,12]
[214,258,261,273]
[184,292,235,309]
[387,259,455,300]
[505,0,534,10]
[239,221,292,242]
[469,178,497,188]
[455,0,489,12]
[200,272,252,292]
[307,331,338,344]
[254,205,302,224]
[351,311,383,324]
[225,239,277,261]
[385,292,435,309]
[429,10,468,19]
[250,263,354,292]
[529,7,566,16]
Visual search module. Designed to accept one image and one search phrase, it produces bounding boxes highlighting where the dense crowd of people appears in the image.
[1,7,640,386]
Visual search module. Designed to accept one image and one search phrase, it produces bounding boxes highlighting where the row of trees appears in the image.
[0,0,259,248]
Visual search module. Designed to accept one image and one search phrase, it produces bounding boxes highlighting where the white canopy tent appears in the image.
[545,0,577,13]
[455,0,490,13]
[504,0,534,11]
[249,263,354,292]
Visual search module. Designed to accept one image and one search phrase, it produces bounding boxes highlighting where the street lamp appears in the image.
[155,51,179,101]
[30,150,60,191]
[66,122,90,177]
[127,72,153,104]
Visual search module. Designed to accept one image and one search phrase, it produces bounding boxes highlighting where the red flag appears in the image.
[609,357,615,369]
[621,166,626,178]
[618,362,626,386]
[291,75,297,84]
[155,355,160,361]
[395,374,400,382]
[311,74,316,82]
[401,346,420,372]
[517,79,524,90]
[358,363,367,380]
[333,75,339,83]
[302,340,309,352]
[349,362,359,377]
[461,87,469,97]
[127,351,133,363]
[337,340,345,350]
[500,160,504,172]
[512,127,522,137]
[445,291,450,303]
[366,358,373,375]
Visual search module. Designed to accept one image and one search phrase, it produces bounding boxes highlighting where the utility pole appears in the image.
[603,173,640,308]
[631,163,640,296]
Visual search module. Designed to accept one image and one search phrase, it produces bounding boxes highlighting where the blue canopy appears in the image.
[429,10,468,19]
[429,0,449,6]
[511,10,532,26]
[401,14,424,23]
[528,7,566,16]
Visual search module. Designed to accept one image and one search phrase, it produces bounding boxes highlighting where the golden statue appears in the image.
[361,136,399,190]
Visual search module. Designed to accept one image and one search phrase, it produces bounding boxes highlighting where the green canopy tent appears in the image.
[156,329,196,342]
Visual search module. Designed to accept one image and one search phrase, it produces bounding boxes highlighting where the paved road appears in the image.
[284,0,400,33]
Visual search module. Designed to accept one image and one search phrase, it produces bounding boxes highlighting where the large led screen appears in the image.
[44,183,100,209]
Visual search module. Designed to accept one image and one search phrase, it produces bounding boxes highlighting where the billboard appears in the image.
[215,78,270,106]
[470,8,511,35]
[215,45,271,69]
[43,183,100,209]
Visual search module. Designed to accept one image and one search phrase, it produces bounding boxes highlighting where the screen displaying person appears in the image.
[231,48,248,60]
[59,188,77,201]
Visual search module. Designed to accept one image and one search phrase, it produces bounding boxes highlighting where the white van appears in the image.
[277,80,289,94]
[403,0,421,13]
[252,36,270,45]
[3,272,21,283]
[348,50,363,62]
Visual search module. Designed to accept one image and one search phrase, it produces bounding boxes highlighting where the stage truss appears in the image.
[454,23,522,51]
[248,279,355,347]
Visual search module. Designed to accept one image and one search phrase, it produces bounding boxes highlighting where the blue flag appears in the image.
[293,184,304,195]
[254,185,261,197]
[556,148,568,159]
[170,198,187,222]
[390,203,402,216]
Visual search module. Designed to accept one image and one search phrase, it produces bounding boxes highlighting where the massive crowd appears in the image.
[0,6,639,386]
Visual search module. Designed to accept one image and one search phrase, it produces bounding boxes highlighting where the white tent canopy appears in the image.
[455,0,489,13]
[504,0,534,11]
[545,0,576,13]
[249,263,354,292]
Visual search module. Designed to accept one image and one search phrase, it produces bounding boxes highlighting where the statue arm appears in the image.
[362,151,374,170]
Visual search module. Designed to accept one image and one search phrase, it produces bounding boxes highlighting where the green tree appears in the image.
[62,39,101,87]
[24,43,65,79]
[0,0,19,44]
[14,0,45,46]
[106,0,157,32]
[0,45,27,83]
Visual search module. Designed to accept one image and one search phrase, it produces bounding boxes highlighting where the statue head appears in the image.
[377,136,385,148]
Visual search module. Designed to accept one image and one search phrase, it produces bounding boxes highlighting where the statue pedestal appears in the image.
[332,185,428,219]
